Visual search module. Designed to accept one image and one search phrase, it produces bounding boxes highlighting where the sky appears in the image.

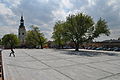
[0,0,120,41]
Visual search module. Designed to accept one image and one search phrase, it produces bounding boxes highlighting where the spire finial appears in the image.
[21,11,24,19]
[22,12,23,17]
[20,12,24,27]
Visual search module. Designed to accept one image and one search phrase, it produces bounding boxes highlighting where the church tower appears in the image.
[18,15,26,46]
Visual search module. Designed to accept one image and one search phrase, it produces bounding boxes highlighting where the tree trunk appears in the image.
[61,45,63,49]
[40,43,43,49]
[38,35,43,49]
[58,42,61,49]
[75,43,79,51]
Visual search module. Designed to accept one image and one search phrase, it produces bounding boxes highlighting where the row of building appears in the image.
[48,39,120,49]
[84,39,120,48]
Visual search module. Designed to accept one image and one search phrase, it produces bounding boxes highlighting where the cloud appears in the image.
[0,2,18,27]
[94,29,120,41]
[0,26,17,37]
[1,0,22,8]
[0,3,13,15]
[0,0,120,41]
[60,0,73,9]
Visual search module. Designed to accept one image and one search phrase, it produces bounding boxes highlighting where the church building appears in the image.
[18,15,26,46]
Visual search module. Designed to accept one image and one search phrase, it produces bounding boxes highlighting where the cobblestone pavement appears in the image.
[2,49,120,80]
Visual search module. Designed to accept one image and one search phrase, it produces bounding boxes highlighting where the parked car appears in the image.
[96,47,103,50]
[114,47,120,51]
[91,47,96,50]
[87,47,93,50]
[107,48,115,51]
[102,47,108,50]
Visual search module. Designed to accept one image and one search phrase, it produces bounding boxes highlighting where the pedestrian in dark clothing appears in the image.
[9,48,15,57]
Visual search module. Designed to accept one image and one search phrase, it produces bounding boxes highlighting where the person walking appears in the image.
[9,48,15,57]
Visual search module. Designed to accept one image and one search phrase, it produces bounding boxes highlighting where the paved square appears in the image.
[2,49,120,80]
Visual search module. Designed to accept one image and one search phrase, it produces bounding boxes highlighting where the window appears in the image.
[22,33,24,35]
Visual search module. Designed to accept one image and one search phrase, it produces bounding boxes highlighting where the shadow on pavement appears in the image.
[61,51,119,57]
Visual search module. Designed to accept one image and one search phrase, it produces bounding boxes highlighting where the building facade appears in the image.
[83,40,120,48]
[18,16,26,46]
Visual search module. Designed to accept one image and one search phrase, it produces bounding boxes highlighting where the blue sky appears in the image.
[0,0,120,41]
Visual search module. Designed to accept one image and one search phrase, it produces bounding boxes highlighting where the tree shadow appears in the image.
[61,51,119,57]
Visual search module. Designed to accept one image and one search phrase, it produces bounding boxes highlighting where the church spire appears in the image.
[20,15,24,26]
[19,14,24,28]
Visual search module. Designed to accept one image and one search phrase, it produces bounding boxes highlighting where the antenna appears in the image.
[21,11,23,17]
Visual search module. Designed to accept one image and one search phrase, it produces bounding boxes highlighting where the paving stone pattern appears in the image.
[2,49,120,80]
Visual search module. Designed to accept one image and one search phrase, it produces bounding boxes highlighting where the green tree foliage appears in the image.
[64,13,95,51]
[52,13,110,51]
[25,25,47,49]
[52,21,67,48]
[93,18,110,38]
[2,34,19,49]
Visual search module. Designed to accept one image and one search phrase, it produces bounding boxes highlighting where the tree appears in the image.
[64,13,95,51]
[25,25,47,49]
[93,18,110,38]
[2,34,19,49]
[52,13,110,51]
[52,21,67,48]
